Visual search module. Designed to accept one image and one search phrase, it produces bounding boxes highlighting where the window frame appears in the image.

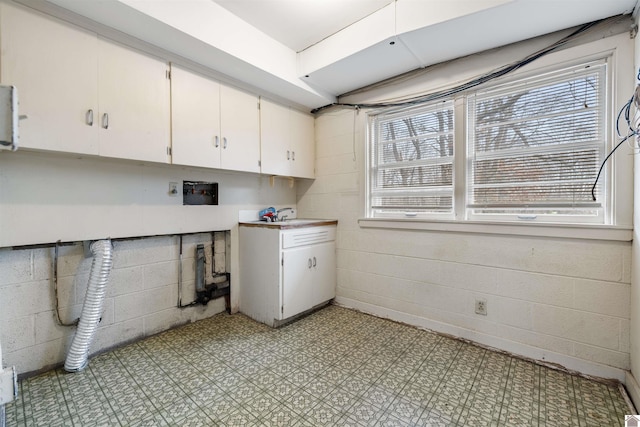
[364,32,633,235]
[465,59,607,224]
[368,100,456,220]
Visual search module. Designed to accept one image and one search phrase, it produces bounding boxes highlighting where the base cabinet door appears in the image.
[310,241,336,306]
[282,240,336,319]
[281,246,314,319]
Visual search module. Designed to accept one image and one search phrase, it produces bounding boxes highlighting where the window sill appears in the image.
[358,218,632,241]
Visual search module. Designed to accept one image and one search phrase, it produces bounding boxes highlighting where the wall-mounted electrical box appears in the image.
[183,181,218,205]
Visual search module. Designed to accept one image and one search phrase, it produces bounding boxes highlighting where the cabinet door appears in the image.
[98,38,170,163]
[260,99,291,176]
[282,246,314,319]
[0,3,99,154]
[220,85,260,173]
[290,109,315,179]
[171,65,221,168]
[310,241,336,306]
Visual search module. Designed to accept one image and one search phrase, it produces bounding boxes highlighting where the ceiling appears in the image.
[213,0,391,52]
[42,0,638,110]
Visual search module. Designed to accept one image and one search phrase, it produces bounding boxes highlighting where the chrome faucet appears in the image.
[276,207,294,222]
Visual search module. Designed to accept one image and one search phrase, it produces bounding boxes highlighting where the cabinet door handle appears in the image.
[215,136,219,148]
[308,258,312,269]
[223,137,228,149]
[86,109,94,126]
[313,257,316,267]
[292,151,295,161]
[102,113,109,129]
[287,150,290,160]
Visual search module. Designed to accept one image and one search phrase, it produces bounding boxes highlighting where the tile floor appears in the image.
[3,305,634,426]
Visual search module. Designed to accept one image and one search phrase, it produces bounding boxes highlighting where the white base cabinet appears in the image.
[239,224,336,327]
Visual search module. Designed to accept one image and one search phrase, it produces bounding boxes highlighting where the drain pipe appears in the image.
[64,240,113,372]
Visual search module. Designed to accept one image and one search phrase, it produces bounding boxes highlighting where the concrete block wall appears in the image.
[0,233,227,375]
[297,108,632,381]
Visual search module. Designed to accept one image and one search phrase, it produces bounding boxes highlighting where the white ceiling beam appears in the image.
[299,0,512,80]
[44,0,335,109]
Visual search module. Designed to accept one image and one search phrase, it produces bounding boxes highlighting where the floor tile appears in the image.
[384,396,425,425]
[5,305,633,427]
[347,398,387,425]
[220,407,261,427]
[282,389,322,416]
[157,396,207,424]
[323,387,360,412]
[263,405,301,426]
[303,402,344,426]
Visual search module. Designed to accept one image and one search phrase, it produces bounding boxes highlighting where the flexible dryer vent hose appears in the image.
[64,240,113,372]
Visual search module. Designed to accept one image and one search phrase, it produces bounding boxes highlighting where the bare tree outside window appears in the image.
[372,102,455,214]
[369,60,607,222]
[469,65,604,217]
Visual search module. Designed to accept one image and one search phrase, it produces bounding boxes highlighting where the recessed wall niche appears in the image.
[183,181,218,205]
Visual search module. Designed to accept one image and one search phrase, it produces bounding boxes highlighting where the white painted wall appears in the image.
[627,8,640,410]
[0,150,297,374]
[298,28,635,381]
[0,151,295,246]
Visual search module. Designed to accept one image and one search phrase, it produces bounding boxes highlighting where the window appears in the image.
[467,61,606,223]
[368,59,612,225]
[369,101,454,218]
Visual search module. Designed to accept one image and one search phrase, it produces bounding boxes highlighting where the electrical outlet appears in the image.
[169,182,178,197]
[475,299,487,316]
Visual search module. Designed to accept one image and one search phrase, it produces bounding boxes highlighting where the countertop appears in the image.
[239,219,338,229]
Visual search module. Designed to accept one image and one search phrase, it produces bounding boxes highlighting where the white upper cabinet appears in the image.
[171,65,260,172]
[1,4,307,175]
[171,65,221,168]
[220,85,260,173]
[0,3,99,155]
[0,3,170,163]
[289,108,315,179]
[260,98,290,176]
[97,39,170,163]
[260,98,315,179]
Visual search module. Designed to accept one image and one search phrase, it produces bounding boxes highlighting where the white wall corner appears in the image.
[631,3,640,416]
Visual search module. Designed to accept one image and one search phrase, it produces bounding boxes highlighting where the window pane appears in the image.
[475,109,599,152]
[378,163,452,189]
[371,194,452,211]
[371,101,455,215]
[468,63,605,216]
[380,135,453,165]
